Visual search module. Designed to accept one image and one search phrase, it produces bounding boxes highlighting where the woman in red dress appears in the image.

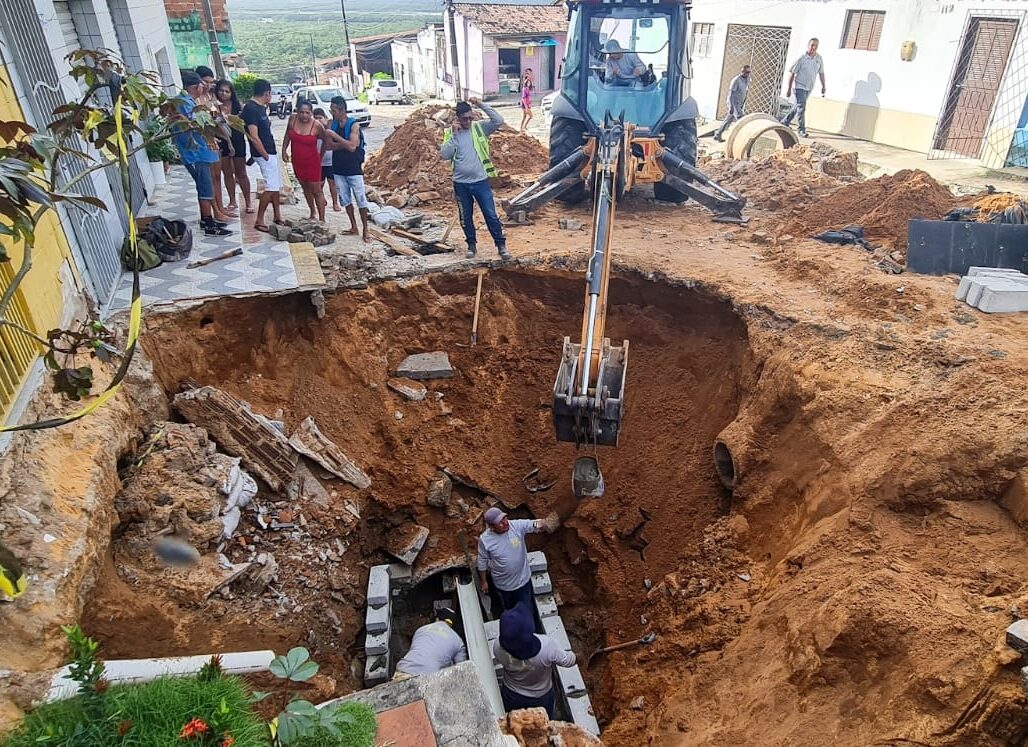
[282,99,327,222]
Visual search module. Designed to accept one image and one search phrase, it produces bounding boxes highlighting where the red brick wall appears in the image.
[163,0,231,31]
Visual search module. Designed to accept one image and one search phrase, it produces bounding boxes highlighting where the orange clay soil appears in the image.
[80,155,1028,746]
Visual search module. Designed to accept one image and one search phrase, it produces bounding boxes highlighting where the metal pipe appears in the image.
[456,577,505,718]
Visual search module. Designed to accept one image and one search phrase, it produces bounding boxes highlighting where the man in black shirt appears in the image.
[242,79,281,232]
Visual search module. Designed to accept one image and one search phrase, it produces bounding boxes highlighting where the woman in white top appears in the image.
[314,109,343,213]
[493,602,576,718]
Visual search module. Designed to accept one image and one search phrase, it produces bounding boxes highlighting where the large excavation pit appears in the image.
[82,269,758,740]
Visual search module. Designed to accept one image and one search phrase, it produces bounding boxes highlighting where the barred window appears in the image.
[691,22,715,58]
[841,10,885,51]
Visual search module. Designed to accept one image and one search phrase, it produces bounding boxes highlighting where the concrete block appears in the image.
[387,562,413,585]
[527,550,548,573]
[364,651,390,687]
[541,614,572,653]
[385,524,430,565]
[395,351,454,380]
[368,564,390,608]
[968,266,1026,277]
[558,664,588,697]
[1007,620,1028,654]
[978,285,1028,313]
[966,276,1028,307]
[365,630,389,657]
[530,571,552,596]
[567,694,600,736]
[387,378,428,401]
[366,597,391,635]
[534,593,558,619]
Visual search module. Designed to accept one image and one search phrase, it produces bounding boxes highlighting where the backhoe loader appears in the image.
[506,0,746,494]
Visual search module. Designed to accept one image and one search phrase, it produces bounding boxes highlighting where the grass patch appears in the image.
[289,703,377,747]
[2,675,269,747]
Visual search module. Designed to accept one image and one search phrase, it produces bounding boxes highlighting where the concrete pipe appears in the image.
[723,112,775,160]
[727,115,800,161]
[713,419,756,490]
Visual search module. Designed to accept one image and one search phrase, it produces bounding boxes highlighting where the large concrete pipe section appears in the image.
[724,114,800,161]
[713,418,757,491]
[456,576,505,718]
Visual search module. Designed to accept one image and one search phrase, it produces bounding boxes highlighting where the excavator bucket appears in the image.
[552,336,629,448]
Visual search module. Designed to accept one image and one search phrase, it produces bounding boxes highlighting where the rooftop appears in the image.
[453,3,567,36]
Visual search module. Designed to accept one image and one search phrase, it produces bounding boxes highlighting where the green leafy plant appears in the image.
[232,73,259,103]
[144,119,179,163]
[288,702,377,747]
[269,648,319,683]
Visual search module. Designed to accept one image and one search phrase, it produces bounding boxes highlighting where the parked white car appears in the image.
[369,79,403,104]
[292,85,371,126]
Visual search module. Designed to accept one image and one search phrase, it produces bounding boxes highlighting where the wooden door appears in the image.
[936,17,1018,157]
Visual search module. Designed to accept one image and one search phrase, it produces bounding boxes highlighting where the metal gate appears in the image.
[931,13,1023,160]
[0,0,125,304]
[717,24,791,119]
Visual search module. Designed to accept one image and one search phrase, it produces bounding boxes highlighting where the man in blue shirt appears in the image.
[174,71,230,236]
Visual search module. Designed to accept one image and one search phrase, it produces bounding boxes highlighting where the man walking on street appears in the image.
[477,507,558,612]
[781,38,826,138]
[714,65,751,142]
[327,95,370,242]
[242,79,282,233]
[439,98,510,260]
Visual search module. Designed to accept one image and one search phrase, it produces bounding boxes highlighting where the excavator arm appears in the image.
[552,119,629,455]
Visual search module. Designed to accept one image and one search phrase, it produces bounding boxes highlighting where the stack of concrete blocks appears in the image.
[486,550,600,737]
[956,267,1028,313]
[364,564,393,686]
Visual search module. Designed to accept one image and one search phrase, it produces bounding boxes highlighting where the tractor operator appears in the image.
[477,508,559,612]
[603,40,645,85]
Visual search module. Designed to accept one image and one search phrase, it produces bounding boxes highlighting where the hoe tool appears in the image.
[587,632,657,668]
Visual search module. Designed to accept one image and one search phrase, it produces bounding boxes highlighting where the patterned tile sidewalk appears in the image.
[107,167,313,312]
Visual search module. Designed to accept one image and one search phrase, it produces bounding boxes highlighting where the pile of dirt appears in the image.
[705,147,843,211]
[784,169,957,250]
[363,104,548,207]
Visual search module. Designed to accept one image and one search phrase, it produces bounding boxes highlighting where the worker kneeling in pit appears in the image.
[392,607,468,680]
[495,602,576,718]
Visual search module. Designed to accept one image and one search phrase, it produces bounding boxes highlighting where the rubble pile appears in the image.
[785,168,957,251]
[364,104,548,208]
[705,148,842,210]
[269,218,337,246]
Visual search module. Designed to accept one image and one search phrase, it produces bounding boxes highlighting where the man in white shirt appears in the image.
[393,608,467,678]
[714,64,751,142]
[477,507,556,612]
[781,38,826,138]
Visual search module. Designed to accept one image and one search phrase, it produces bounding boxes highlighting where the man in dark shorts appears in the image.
[173,71,230,236]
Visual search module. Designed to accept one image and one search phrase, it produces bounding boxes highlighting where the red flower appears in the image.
[178,718,210,739]
[118,720,132,736]
[220,735,235,747]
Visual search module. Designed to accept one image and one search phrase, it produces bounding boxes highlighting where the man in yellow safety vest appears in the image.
[440,98,509,260]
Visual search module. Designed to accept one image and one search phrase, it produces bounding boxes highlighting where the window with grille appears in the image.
[691,22,715,58]
[0,261,42,422]
[841,10,885,51]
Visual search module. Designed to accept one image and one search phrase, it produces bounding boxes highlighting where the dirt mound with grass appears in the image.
[363,105,548,206]
[785,169,957,250]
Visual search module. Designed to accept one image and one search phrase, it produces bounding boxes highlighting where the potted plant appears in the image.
[144,119,177,186]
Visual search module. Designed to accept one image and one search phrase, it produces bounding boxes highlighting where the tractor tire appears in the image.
[549,116,588,205]
[653,118,698,204]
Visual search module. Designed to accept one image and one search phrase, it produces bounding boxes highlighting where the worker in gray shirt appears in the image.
[714,64,751,142]
[440,98,509,260]
[781,38,826,138]
[477,507,558,612]
[494,601,576,718]
[393,608,467,679]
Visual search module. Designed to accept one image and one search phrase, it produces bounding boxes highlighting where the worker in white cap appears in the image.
[477,507,558,612]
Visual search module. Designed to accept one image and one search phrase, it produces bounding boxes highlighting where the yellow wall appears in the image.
[806,98,938,155]
[0,64,80,334]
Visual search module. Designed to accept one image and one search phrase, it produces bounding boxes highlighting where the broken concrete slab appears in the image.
[288,416,371,490]
[395,352,453,381]
[425,473,452,508]
[368,564,390,607]
[385,524,430,565]
[1007,620,1028,654]
[173,386,298,492]
[387,378,428,402]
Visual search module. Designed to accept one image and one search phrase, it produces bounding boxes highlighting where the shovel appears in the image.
[587,632,657,668]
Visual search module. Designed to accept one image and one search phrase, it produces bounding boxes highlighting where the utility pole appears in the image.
[445,0,462,101]
[199,0,226,79]
[310,33,319,84]
[339,0,354,92]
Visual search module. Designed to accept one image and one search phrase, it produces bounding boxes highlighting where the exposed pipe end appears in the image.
[713,439,737,490]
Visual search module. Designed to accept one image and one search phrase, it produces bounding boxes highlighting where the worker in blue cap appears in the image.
[494,602,576,717]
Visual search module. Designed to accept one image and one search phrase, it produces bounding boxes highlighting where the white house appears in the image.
[688,0,1028,169]
[391,24,445,98]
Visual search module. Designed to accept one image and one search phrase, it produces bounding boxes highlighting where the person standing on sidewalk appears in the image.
[173,71,230,237]
[714,64,751,142]
[327,96,370,242]
[282,100,327,222]
[439,98,509,260]
[243,80,282,233]
[519,68,534,133]
[781,38,826,138]
[214,79,253,216]
[314,108,343,213]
